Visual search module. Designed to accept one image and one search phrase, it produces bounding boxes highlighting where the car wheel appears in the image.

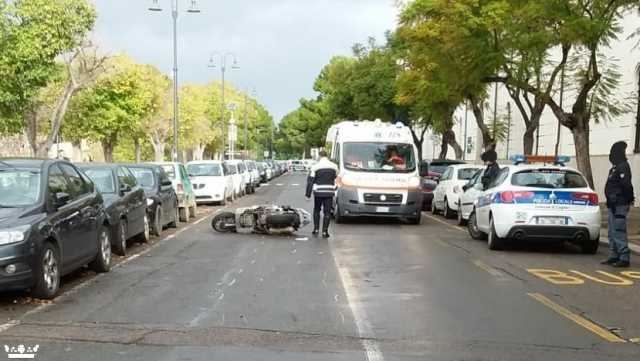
[221,196,227,206]
[443,198,454,219]
[335,203,346,224]
[89,225,112,273]
[431,199,439,215]
[457,204,467,226]
[408,212,421,225]
[179,207,189,222]
[581,237,599,254]
[169,204,179,228]
[136,213,151,243]
[467,210,486,240]
[113,219,127,256]
[32,242,61,299]
[488,217,505,251]
[151,206,163,236]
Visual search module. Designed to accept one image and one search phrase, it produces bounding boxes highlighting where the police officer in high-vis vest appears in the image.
[305,151,338,238]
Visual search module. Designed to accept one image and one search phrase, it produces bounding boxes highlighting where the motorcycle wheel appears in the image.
[211,212,237,233]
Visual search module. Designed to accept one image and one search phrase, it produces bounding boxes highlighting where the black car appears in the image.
[78,164,150,256]
[0,159,111,299]
[126,164,178,237]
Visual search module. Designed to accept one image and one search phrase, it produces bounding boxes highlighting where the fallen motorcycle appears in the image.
[211,205,311,235]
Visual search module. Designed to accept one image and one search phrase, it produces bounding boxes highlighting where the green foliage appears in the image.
[0,0,96,131]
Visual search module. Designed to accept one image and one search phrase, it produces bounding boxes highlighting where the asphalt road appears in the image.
[0,173,638,360]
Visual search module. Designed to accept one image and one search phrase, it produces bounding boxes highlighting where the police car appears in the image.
[464,155,601,253]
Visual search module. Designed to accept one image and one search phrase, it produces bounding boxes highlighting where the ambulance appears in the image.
[325,120,423,224]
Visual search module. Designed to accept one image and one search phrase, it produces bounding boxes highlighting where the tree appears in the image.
[180,84,215,161]
[64,55,162,162]
[0,0,96,139]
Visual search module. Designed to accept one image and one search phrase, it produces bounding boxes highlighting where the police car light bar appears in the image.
[509,154,570,166]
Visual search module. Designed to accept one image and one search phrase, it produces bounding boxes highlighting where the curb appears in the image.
[599,237,640,255]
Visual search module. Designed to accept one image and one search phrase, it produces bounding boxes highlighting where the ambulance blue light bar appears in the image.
[509,155,570,166]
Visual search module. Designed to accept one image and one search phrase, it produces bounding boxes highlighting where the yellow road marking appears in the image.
[527,293,626,343]
[630,338,640,343]
[423,213,465,233]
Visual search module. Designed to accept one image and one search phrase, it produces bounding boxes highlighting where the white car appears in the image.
[465,156,601,253]
[291,160,306,172]
[432,164,481,218]
[229,160,251,195]
[187,161,233,205]
[224,161,246,198]
[243,160,260,192]
[153,162,197,221]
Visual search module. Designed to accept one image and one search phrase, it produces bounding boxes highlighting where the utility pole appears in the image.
[506,102,512,159]
[554,65,565,157]
[208,52,239,160]
[243,93,248,160]
[148,0,201,162]
[463,101,468,161]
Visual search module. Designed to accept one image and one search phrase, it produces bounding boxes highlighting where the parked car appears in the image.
[432,164,481,218]
[78,164,149,256]
[243,160,260,192]
[457,168,485,225]
[427,159,466,180]
[0,159,111,299]
[465,155,600,253]
[153,162,197,222]
[419,160,438,210]
[229,160,251,195]
[224,161,245,198]
[127,164,179,237]
[264,162,274,180]
[187,161,233,205]
[291,160,306,172]
[257,162,268,183]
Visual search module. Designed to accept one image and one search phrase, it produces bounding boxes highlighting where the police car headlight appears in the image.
[146,198,154,207]
[0,225,30,246]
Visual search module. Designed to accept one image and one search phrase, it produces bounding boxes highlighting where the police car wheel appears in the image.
[580,237,599,254]
[488,217,505,251]
[467,211,486,240]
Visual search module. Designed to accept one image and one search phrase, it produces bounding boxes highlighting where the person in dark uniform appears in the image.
[480,149,500,190]
[305,150,338,238]
[602,141,634,268]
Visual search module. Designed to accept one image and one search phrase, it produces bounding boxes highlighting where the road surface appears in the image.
[0,173,638,360]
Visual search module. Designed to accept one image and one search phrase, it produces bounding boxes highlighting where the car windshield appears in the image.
[430,164,456,174]
[188,164,222,177]
[0,168,41,207]
[129,168,156,188]
[343,142,415,173]
[511,169,588,189]
[83,169,115,194]
[458,168,480,180]
[160,165,176,179]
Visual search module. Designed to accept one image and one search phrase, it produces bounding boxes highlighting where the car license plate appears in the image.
[376,206,390,213]
[537,216,566,225]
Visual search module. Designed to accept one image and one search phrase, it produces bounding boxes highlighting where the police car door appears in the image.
[460,169,484,219]
[477,167,509,232]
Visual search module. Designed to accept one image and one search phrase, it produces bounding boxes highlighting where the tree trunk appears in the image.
[193,144,205,161]
[441,129,463,160]
[572,120,594,188]
[134,138,142,163]
[438,141,448,159]
[467,95,495,151]
[102,140,115,163]
[152,142,165,162]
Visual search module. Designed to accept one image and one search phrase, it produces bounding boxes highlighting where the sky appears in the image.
[92,0,400,122]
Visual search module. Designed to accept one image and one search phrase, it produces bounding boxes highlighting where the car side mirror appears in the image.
[54,192,71,208]
[120,184,132,195]
[473,183,484,191]
[419,164,429,177]
[161,179,173,187]
[462,184,471,192]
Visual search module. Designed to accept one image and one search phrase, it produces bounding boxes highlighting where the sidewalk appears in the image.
[600,205,640,254]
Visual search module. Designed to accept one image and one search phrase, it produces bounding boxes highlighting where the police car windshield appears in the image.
[343,142,415,173]
[511,169,587,189]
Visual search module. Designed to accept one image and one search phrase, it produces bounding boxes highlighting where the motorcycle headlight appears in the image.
[146,198,154,207]
[0,225,30,246]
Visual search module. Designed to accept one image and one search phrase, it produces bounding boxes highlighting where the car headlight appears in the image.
[146,198,154,207]
[0,225,30,246]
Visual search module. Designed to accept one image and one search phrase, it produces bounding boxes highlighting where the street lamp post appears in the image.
[208,52,239,160]
[148,0,201,162]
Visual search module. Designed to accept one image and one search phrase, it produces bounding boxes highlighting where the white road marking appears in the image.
[228,278,237,287]
[291,183,300,186]
[330,240,386,361]
[423,213,466,232]
[276,183,284,186]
